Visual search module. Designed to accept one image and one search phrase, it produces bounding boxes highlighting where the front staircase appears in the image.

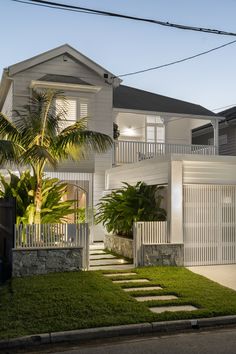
[89,243,134,271]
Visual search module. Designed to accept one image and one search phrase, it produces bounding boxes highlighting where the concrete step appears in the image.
[89,264,134,271]
[89,243,104,250]
[90,258,129,266]
[103,272,137,277]
[89,250,106,255]
[90,254,116,260]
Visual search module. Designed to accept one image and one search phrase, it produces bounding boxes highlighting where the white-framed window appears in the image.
[146,116,165,143]
[56,98,89,131]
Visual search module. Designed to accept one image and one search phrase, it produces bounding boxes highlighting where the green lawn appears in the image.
[0,267,236,340]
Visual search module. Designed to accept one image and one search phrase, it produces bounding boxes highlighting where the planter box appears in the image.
[142,244,184,266]
[104,234,133,259]
[12,247,83,277]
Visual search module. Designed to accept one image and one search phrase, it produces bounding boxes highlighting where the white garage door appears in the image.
[184,184,236,266]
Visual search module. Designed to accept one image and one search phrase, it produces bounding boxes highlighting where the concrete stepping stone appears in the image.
[149,305,197,314]
[90,259,129,266]
[134,295,178,302]
[90,254,116,260]
[113,279,149,284]
[104,272,137,277]
[123,286,163,292]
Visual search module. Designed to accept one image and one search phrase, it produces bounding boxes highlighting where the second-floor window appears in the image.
[146,116,165,144]
[56,98,88,131]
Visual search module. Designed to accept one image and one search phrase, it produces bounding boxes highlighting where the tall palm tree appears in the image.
[0,89,113,224]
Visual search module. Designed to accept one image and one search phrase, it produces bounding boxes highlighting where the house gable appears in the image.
[7,44,117,82]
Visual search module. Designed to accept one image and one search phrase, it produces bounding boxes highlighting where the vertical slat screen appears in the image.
[184,184,236,266]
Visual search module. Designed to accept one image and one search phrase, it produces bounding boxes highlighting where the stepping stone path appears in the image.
[112,279,149,284]
[123,286,163,292]
[150,305,197,314]
[89,243,134,271]
[103,270,198,314]
[104,273,137,277]
[135,295,178,302]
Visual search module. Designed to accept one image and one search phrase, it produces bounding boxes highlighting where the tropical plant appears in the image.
[95,181,166,237]
[0,171,76,225]
[0,89,113,223]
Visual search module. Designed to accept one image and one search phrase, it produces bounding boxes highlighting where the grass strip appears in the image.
[0,267,235,340]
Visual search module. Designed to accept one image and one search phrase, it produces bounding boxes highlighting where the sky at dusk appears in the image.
[1,0,236,112]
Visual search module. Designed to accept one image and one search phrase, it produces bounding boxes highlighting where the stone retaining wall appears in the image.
[104,234,133,259]
[12,247,83,277]
[142,244,184,266]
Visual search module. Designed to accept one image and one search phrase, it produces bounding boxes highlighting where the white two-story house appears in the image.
[1,44,236,266]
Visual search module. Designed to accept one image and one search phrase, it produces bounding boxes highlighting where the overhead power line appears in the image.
[12,0,236,37]
[115,39,236,78]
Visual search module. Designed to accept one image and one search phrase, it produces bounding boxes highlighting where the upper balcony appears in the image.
[113,140,216,165]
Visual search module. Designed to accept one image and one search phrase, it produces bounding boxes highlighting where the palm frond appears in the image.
[0,113,21,142]
[20,145,58,168]
[56,121,113,160]
[0,140,21,165]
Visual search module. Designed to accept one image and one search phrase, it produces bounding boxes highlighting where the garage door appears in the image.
[184,184,236,266]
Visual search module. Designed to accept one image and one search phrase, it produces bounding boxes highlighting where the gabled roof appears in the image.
[113,85,216,117]
[6,44,117,81]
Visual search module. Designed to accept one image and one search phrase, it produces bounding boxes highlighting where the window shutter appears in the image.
[80,102,88,118]
[56,98,77,131]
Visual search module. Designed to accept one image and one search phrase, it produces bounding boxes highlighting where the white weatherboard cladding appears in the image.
[166,118,192,145]
[2,82,13,118]
[183,161,236,185]
[106,159,168,190]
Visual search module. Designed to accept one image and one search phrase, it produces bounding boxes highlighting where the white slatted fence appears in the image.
[14,223,90,269]
[133,221,168,266]
[184,184,236,266]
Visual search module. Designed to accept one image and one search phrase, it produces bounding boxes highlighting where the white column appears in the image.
[211,119,219,154]
[167,160,183,243]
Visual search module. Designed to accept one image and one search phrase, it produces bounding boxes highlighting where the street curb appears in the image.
[1,316,236,350]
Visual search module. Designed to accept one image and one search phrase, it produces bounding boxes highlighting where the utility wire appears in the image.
[10,0,236,79]
[115,39,236,78]
[12,0,236,37]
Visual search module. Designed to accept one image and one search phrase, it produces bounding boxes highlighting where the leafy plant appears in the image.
[0,89,113,223]
[96,181,166,237]
[0,171,76,224]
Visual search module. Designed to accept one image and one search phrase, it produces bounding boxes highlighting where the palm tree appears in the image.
[0,89,113,224]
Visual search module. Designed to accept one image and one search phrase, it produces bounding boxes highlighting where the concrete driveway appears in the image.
[187,265,236,291]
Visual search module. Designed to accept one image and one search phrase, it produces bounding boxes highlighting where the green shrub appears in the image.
[96,182,166,237]
[0,171,76,224]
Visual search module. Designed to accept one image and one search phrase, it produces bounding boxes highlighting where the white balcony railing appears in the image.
[113,140,216,165]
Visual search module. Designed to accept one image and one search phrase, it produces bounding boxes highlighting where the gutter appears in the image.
[0,315,236,350]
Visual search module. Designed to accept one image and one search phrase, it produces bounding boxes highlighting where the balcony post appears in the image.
[211,119,219,154]
[167,160,183,244]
